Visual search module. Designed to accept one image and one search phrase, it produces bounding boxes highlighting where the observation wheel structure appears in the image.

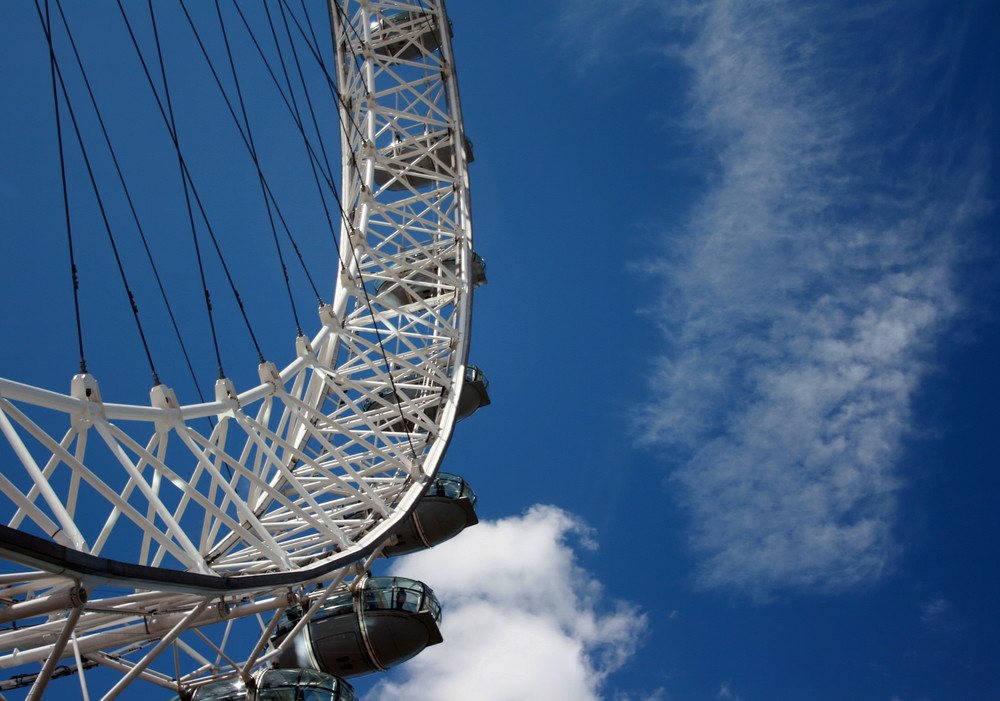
[0,1,483,698]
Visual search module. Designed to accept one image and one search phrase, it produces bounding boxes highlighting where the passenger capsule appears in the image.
[257,669,358,701]
[369,10,445,61]
[167,668,357,701]
[373,131,473,191]
[383,473,478,556]
[275,577,443,677]
[455,365,490,421]
[359,365,490,431]
[376,251,487,308]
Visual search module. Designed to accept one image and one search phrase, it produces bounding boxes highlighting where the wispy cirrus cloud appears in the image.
[634,0,990,598]
[717,682,745,701]
[366,506,647,701]
[919,596,952,625]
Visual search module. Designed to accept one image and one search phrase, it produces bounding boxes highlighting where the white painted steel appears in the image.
[0,0,476,695]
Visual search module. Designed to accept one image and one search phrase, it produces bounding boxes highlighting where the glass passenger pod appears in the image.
[357,371,438,433]
[382,472,479,556]
[275,577,443,678]
[369,10,446,61]
[376,250,487,308]
[167,668,358,701]
[257,669,359,701]
[456,365,490,421]
[373,130,474,192]
[359,365,490,430]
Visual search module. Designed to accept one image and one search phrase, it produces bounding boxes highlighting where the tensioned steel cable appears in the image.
[273,0,336,194]
[38,0,161,385]
[116,0,227,378]
[167,1,337,330]
[176,0,326,309]
[273,0,370,214]
[212,0,304,336]
[246,0,383,270]
[147,1,267,367]
[294,0,323,50]
[263,0,346,307]
[267,0,342,263]
[49,54,162,386]
[40,0,87,375]
[52,0,209,404]
[228,0,351,248]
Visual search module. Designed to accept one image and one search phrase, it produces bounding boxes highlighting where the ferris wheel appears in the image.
[0,1,486,698]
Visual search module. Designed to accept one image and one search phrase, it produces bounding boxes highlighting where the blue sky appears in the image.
[2,1,999,700]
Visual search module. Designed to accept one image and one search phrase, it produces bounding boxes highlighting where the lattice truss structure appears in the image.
[0,0,474,696]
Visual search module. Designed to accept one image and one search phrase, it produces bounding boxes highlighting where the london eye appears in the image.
[0,1,486,698]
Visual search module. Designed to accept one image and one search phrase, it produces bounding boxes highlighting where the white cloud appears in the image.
[920,596,951,624]
[365,506,647,701]
[636,0,989,598]
[613,690,668,701]
[717,682,744,701]
[551,1,652,74]
[918,596,958,633]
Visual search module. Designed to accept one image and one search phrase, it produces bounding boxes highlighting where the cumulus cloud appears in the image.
[635,0,989,598]
[365,506,647,701]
